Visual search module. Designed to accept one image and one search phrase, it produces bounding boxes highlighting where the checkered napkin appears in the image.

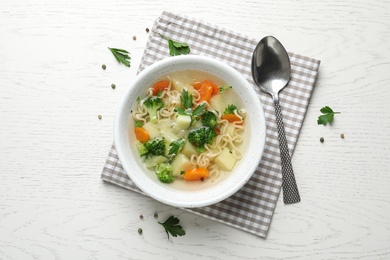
[101,11,320,238]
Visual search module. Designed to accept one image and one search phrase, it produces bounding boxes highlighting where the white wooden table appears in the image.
[1,0,390,259]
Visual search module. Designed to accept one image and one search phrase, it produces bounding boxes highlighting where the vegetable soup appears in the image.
[130,70,247,186]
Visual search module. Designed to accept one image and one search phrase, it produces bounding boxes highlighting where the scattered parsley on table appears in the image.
[158,216,186,239]
[317,106,340,125]
[159,34,190,56]
[108,47,131,67]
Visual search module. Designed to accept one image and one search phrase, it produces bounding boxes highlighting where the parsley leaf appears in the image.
[224,104,238,115]
[168,139,185,156]
[175,89,206,126]
[180,89,193,109]
[158,216,186,239]
[159,34,190,56]
[192,103,207,117]
[108,47,131,67]
[317,106,340,125]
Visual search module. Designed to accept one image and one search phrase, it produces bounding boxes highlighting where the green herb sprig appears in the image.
[168,138,185,156]
[175,89,206,125]
[317,106,340,125]
[159,34,190,56]
[108,47,131,67]
[158,216,186,239]
[219,85,232,93]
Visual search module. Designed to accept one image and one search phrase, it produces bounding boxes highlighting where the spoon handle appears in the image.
[273,99,301,204]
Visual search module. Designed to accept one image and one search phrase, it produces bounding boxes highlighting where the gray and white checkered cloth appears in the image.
[101,11,320,238]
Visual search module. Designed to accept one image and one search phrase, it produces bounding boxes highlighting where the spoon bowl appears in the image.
[251,36,301,204]
[252,36,291,99]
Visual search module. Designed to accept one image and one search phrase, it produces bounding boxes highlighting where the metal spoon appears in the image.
[251,36,300,204]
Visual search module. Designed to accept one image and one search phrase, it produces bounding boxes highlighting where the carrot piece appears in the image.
[198,82,213,103]
[151,80,170,95]
[202,80,219,96]
[134,127,149,143]
[193,81,202,90]
[215,128,221,135]
[221,114,243,125]
[183,167,209,181]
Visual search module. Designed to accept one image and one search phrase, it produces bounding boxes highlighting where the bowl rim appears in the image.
[114,55,266,208]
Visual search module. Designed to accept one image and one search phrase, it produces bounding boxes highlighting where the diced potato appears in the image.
[171,78,189,92]
[144,156,167,168]
[214,147,237,171]
[160,128,179,143]
[171,154,192,176]
[192,119,203,128]
[171,77,197,95]
[210,94,225,114]
[175,114,191,130]
[160,128,179,156]
[142,122,160,139]
[181,141,198,158]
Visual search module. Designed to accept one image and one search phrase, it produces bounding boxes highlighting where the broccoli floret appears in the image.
[219,85,232,93]
[143,96,164,123]
[136,142,149,157]
[224,104,238,115]
[187,126,217,153]
[202,110,218,128]
[155,163,174,183]
[144,136,166,156]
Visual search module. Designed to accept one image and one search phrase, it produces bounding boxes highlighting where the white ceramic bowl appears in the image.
[114,55,266,208]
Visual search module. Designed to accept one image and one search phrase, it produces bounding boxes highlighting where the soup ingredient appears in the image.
[154,213,158,218]
[219,85,232,93]
[151,80,170,96]
[156,163,174,183]
[111,83,116,89]
[168,138,185,156]
[224,104,238,115]
[175,114,192,129]
[340,133,345,139]
[222,104,243,124]
[101,64,106,70]
[317,106,340,125]
[171,153,192,176]
[142,121,159,138]
[159,34,190,56]
[139,215,144,220]
[202,111,218,128]
[134,121,143,127]
[158,216,186,239]
[144,96,164,123]
[108,47,131,67]
[180,141,198,158]
[214,147,237,171]
[136,142,149,157]
[144,155,167,168]
[187,126,217,153]
[175,89,206,125]
[142,136,166,156]
[320,137,324,143]
[197,81,214,103]
[138,228,143,235]
[180,89,192,109]
[183,167,209,181]
[221,114,243,124]
[134,127,149,143]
